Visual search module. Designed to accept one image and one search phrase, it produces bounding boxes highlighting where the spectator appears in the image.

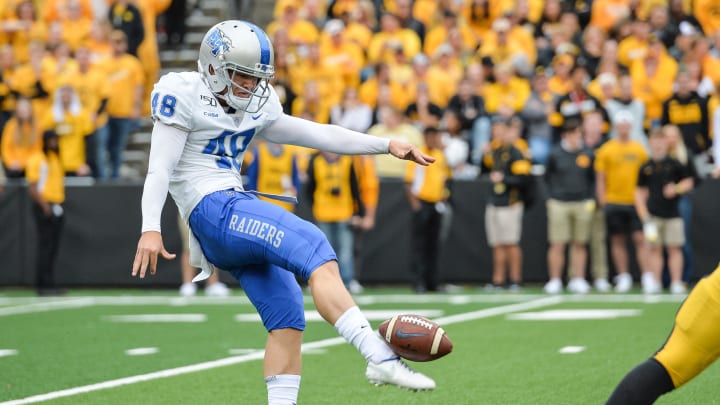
[67,46,111,178]
[319,19,365,90]
[447,77,486,136]
[9,41,52,115]
[404,126,451,293]
[440,109,473,179]
[617,19,652,69]
[635,128,694,294]
[26,130,65,296]
[330,87,373,133]
[582,111,612,292]
[423,8,475,58]
[108,0,145,56]
[291,79,331,124]
[547,53,574,98]
[404,82,443,130]
[367,105,423,178]
[367,12,421,65]
[478,17,534,67]
[5,0,47,64]
[483,117,531,290]
[543,121,595,295]
[43,0,93,23]
[162,0,185,48]
[289,42,344,107]
[662,68,710,156]
[358,62,408,111]
[57,0,92,52]
[589,0,630,34]
[484,62,531,120]
[520,67,553,165]
[266,1,319,49]
[98,30,144,178]
[664,124,700,284]
[0,45,15,130]
[86,19,113,62]
[392,0,425,45]
[550,62,608,142]
[631,35,678,130]
[578,25,606,77]
[245,140,302,213]
[40,83,93,176]
[594,110,649,293]
[306,151,362,291]
[606,73,647,148]
[1,98,42,178]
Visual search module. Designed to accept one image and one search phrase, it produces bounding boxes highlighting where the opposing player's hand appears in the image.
[388,140,436,166]
[132,231,176,279]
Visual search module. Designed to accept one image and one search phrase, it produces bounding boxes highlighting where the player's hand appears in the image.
[711,166,720,179]
[389,140,436,166]
[132,231,176,279]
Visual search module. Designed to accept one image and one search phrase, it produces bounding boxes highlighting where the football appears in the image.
[378,314,453,362]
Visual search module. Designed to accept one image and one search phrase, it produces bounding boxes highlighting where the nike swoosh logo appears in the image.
[252,114,262,120]
[395,328,428,339]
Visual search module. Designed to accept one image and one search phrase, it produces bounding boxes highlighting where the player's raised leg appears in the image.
[308,261,436,390]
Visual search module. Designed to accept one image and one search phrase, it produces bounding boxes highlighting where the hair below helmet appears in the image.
[198,20,275,113]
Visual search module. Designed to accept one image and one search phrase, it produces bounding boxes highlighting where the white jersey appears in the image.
[150,71,283,220]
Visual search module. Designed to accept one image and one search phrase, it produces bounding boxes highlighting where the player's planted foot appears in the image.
[365,357,436,391]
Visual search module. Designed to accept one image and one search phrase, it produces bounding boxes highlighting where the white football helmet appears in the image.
[198,20,275,113]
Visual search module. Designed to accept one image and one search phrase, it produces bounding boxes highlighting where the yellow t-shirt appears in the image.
[98,54,145,118]
[594,139,649,205]
[404,146,450,203]
[1,118,43,171]
[26,150,65,204]
[631,53,678,128]
[41,109,93,172]
[308,153,357,222]
[484,77,531,114]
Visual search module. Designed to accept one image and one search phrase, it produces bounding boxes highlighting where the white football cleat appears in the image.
[567,277,591,294]
[366,357,436,391]
[179,282,197,297]
[543,278,563,295]
[205,281,231,297]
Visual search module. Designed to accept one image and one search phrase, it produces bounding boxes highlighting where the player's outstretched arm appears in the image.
[263,114,432,166]
[132,122,187,278]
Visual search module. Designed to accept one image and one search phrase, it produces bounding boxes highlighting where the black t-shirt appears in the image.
[636,157,690,218]
[545,145,595,201]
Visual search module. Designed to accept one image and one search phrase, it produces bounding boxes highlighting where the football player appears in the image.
[131,20,437,405]
[606,264,720,404]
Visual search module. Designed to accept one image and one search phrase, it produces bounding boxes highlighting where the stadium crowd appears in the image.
[2,0,720,294]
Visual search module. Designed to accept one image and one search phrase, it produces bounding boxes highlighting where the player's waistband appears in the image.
[219,188,298,204]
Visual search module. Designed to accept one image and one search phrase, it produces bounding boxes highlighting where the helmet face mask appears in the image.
[198,21,275,113]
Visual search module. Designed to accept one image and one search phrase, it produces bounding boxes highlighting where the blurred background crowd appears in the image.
[1,0,720,295]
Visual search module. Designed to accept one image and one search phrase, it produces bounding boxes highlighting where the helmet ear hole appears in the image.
[207,64,216,75]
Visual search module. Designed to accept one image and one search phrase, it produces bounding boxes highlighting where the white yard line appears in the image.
[0,298,95,317]
[0,296,563,404]
[0,293,686,316]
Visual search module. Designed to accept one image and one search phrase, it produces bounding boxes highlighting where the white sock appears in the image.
[334,306,395,364]
[266,374,300,405]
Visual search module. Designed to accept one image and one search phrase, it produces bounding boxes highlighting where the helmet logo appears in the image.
[206,28,233,57]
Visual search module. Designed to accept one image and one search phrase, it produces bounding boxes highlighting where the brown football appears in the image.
[378,314,453,362]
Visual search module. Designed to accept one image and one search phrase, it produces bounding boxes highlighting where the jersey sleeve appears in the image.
[150,73,195,132]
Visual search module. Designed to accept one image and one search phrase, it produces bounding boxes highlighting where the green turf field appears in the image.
[1,289,718,404]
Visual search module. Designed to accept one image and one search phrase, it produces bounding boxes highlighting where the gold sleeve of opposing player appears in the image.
[654,264,720,388]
